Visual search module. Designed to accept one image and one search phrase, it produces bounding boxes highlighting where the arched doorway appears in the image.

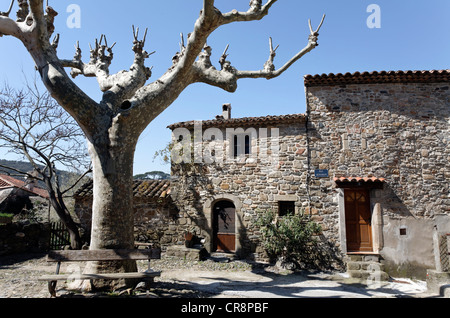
[213,200,236,252]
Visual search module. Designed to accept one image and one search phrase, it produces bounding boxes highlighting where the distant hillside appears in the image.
[0,159,85,193]
[134,171,170,180]
[0,160,38,177]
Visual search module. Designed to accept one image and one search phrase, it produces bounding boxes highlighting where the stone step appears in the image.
[209,252,237,263]
[345,254,381,263]
[345,253,389,281]
[347,261,386,272]
[347,269,390,281]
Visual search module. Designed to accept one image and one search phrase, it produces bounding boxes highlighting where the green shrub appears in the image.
[256,210,322,268]
[0,213,14,225]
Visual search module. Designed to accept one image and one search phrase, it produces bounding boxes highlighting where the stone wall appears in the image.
[74,196,180,249]
[133,197,181,247]
[170,121,313,259]
[307,82,449,217]
[306,81,450,277]
[0,222,50,255]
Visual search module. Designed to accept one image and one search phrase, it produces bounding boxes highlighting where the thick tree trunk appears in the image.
[82,129,139,290]
[89,146,135,251]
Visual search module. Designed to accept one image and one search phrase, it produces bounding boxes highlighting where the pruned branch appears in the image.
[61,26,154,107]
[236,14,326,80]
[188,12,326,94]
[0,0,14,17]
[0,14,21,38]
[263,37,279,72]
[219,44,230,70]
[310,14,326,36]
[128,0,293,129]
[221,0,277,24]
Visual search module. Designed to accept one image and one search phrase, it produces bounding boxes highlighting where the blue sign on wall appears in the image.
[315,169,329,178]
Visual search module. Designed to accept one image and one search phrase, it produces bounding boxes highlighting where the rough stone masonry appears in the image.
[168,70,449,278]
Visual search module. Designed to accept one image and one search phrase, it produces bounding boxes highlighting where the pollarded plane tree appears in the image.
[0,0,325,284]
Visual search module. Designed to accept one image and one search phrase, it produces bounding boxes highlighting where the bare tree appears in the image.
[0,0,325,281]
[0,80,91,250]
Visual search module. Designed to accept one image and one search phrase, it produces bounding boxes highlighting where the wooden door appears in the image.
[213,201,236,252]
[345,189,373,252]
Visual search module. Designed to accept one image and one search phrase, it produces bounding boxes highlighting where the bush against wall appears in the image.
[256,210,324,269]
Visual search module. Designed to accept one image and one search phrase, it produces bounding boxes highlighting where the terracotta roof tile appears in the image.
[334,177,386,183]
[304,70,450,87]
[74,179,171,199]
[168,113,307,130]
[133,180,171,198]
[0,174,49,199]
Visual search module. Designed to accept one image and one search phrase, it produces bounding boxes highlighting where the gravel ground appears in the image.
[0,252,436,299]
[0,253,260,298]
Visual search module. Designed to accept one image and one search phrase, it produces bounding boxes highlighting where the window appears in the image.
[278,201,296,217]
[233,134,251,158]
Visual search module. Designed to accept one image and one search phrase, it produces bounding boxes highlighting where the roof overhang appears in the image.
[304,70,450,87]
[334,177,386,189]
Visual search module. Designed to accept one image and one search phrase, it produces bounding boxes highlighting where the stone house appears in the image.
[304,70,450,277]
[0,174,49,218]
[166,69,450,278]
[168,109,311,258]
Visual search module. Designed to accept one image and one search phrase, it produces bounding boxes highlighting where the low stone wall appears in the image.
[0,222,50,255]
[427,270,450,297]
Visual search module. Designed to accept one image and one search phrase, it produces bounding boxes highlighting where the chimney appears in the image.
[222,104,232,120]
[25,170,38,192]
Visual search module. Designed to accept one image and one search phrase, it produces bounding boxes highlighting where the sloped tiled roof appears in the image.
[74,179,171,199]
[0,174,49,199]
[168,113,307,130]
[304,70,450,87]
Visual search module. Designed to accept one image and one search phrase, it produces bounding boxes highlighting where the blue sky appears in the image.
[0,0,449,174]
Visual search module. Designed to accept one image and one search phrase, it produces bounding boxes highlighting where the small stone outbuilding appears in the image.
[74,179,180,246]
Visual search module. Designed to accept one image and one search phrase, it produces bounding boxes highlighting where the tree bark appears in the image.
[82,127,139,290]
[46,184,83,250]
[88,139,136,251]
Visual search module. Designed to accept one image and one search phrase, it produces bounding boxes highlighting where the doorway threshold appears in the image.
[347,251,379,255]
[210,252,237,262]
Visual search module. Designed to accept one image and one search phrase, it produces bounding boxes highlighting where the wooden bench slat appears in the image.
[47,249,161,262]
[38,271,161,282]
